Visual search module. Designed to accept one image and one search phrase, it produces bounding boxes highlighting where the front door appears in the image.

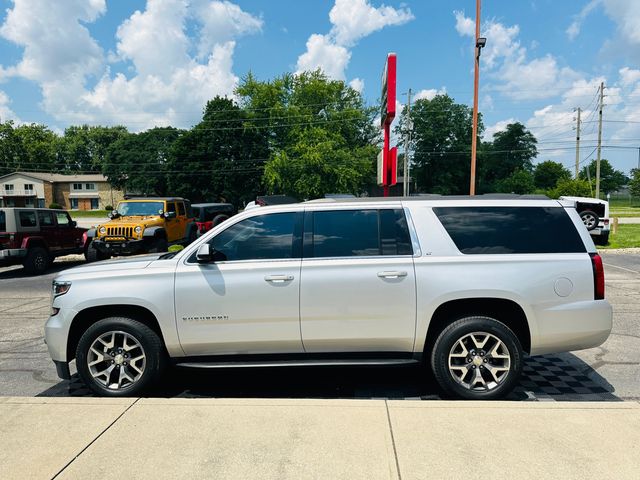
[300,208,417,353]
[175,211,303,355]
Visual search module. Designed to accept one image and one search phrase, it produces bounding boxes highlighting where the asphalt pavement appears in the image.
[0,251,638,401]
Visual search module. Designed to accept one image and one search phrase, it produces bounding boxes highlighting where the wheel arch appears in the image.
[424,298,531,355]
[67,304,167,361]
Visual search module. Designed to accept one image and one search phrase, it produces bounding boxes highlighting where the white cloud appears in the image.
[0,90,20,123]
[602,0,640,45]
[0,0,262,131]
[453,12,578,101]
[296,34,351,80]
[349,77,365,93]
[414,87,446,101]
[566,0,601,41]
[453,10,474,36]
[619,67,640,86]
[329,0,413,46]
[296,0,413,80]
[483,118,516,141]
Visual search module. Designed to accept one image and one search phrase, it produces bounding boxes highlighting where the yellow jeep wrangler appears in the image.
[86,197,197,260]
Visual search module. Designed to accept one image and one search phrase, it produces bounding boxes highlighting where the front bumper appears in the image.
[93,238,148,255]
[44,307,77,365]
[0,248,27,266]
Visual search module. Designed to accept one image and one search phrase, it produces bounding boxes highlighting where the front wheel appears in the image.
[430,316,523,400]
[76,317,166,397]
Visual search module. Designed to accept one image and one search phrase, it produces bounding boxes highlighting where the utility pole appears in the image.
[574,107,581,178]
[403,88,412,197]
[470,0,481,196]
[595,81,604,199]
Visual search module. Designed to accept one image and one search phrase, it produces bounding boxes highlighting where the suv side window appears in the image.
[307,209,413,258]
[19,211,37,227]
[433,206,586,254]
[38,211,56,227]
[192,212,299,262]
[55,212,71,227]
[177,202,186,216]
[166,202,177,214]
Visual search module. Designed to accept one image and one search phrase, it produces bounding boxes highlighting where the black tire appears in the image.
[580,210,600,231]
[76,317,166,397]
[212,214,229,227]
[149,237,168,253]
[430,316,523,400]
[594,231,609,246]
[22,247,49,275]
[85,241,110,262]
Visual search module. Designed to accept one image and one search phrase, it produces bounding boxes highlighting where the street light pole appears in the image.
[470,0,483,196]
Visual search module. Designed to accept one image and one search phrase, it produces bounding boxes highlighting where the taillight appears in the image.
[590,253,605,300]
[603,219,609,225]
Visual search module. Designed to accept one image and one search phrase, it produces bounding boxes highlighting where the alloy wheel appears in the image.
[87,331,146,390]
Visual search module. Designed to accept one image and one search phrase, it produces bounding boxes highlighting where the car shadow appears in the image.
[35,352,620,401]
[0,259,85,280]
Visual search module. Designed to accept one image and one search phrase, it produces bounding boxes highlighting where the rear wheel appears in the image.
[580,210,600,231]
[76,317,166,397]
[212,214,229,227]
[22,247,49,275]
[431,316,523,400]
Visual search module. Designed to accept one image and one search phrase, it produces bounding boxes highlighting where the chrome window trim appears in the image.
[403,207,422,258]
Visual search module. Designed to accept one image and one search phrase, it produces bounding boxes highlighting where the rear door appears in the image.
[54,211,81,251]
[37,210,59,252]
[299,207,417,353]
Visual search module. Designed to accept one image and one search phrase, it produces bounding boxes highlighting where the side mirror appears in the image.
[71,221,77,228]
[196,244,226,263]
[164,211,177,219]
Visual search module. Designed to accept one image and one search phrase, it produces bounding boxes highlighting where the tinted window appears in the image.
[19,211,37,227]
[205,213,297,261]
[434,207,586,254]
[56,212,70,227]
[312,210,379,257]
[38,211,55,227]
[0,211,5,231]
[167,202,176,213]
[178,202,186,216]
[380,209,413,256]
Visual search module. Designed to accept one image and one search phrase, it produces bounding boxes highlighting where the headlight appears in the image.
[99,226,106,234]
[52,281,71,297]
[134,226,142,234]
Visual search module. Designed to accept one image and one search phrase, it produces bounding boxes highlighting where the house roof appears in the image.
[0,171,109,183]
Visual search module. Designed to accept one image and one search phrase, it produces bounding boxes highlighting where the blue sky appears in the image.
[0,0,639,174]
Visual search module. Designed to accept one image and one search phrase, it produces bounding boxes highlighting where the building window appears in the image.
[72,183,83,191]
[24,184,34,192]
[90,198,99,210]
[85,183,96,191]
[4,184,14,192]
[25,198,35,207]
[70,198,79,209]
[37,198,45,208]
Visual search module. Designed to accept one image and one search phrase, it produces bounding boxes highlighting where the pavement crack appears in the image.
[384,400,402,480]
[50,398,140,479]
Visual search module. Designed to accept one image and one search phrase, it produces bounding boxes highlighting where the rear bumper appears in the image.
[0,248,27,265]
[531,300,613,355]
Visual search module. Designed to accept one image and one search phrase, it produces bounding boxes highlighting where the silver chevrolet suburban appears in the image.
[44,196,612,400]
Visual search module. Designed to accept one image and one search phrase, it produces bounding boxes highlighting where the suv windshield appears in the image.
[116,201,164,217]
[0,210,5,231]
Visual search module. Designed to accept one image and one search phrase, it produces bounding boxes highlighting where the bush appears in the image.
[105,205,114,211]
[548,178,593,199]
[48,202,63,209]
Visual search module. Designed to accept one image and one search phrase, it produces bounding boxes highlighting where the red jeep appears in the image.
[0,208,89,275]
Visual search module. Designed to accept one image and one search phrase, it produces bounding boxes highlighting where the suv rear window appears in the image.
[0,210,5,231]
[19,211,37,227]
[434,206,586,254]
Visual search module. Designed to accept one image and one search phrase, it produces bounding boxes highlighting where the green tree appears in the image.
[0,122,58,174]
[103,127,183,195]
[580,159,628,195]
[0,121,26,176]
[58,125,128,172]
[237,70,379,199]
[533,160,571,190]
[167,97,268,204]
[496,169,535,194]
[629,168,640,198]
[397,94,480,194]
[482,122,537,192]
[548,178,593,199]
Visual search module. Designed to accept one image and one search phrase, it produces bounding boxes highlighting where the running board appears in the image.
[175,358,419,369]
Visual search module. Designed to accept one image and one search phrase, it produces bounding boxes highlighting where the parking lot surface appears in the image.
[0,251,638,401]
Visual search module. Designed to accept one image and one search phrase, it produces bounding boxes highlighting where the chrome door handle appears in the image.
[377,271,408,279]
[264,274,294,283]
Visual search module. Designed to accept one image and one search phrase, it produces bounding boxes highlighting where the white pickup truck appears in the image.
[45,196,612,400]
